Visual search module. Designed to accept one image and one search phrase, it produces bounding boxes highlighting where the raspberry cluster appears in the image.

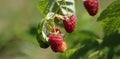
[47,14,76,53]
[37,0,99,53]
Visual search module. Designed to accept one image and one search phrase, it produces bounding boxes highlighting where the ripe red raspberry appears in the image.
[55,27,61,34]
[48,34,64,52]
[83,0,99,16]
[63,15,76,33]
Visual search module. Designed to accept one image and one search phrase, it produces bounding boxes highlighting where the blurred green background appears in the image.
[0,0,115,59]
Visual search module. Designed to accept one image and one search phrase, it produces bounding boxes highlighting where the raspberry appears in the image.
[48,34,64,52]
[59,41,67,53]
[63,15,76,33]
[83,0,99,16]
[55,27,61,34]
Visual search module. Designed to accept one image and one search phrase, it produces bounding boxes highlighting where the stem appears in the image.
[50,0,64,33]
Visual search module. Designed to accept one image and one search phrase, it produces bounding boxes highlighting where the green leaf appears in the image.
[62,6,74,13]
[68,30,99,48]
[60,48,78,59]
[98,0,120,36]
[69,41,99,59]
[38,0,49,16]
[60,30,100,59]
[50,0,75,15]
[58,1,73,5]
[36,19,49,48]
[102,31,120,47]
[38,0,76,16]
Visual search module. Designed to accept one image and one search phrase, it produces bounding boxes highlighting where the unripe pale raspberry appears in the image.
[59,41,67,53]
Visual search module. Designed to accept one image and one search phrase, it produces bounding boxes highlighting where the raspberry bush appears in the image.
[36,0,120,59]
